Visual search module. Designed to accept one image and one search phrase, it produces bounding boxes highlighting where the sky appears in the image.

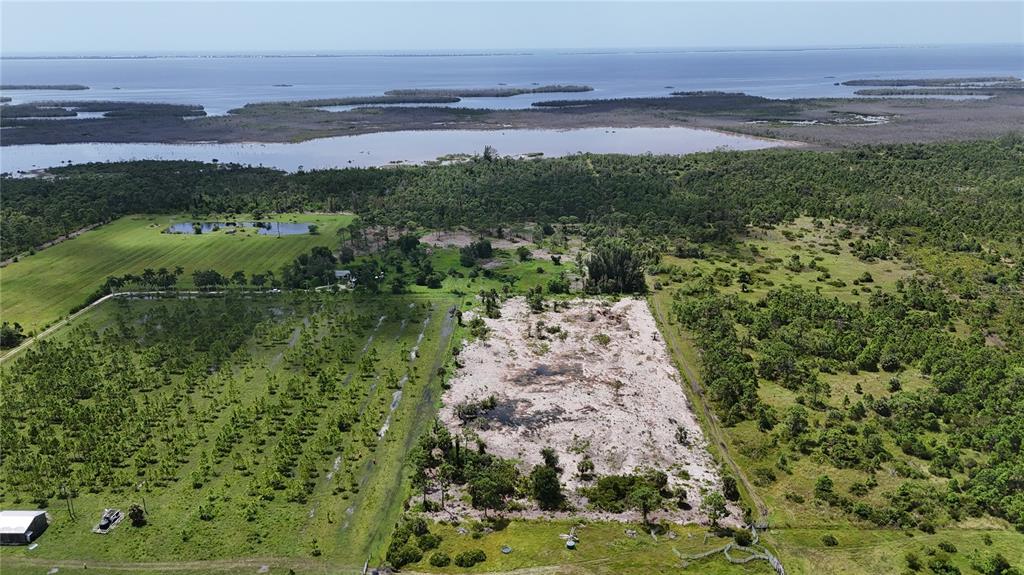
[1,1,1022,55]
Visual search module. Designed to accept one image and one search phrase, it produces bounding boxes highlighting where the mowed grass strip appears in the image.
[409,520,775,574]
[0,213,353,332]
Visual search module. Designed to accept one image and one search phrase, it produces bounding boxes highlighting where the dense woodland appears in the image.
[3,137,1022,261]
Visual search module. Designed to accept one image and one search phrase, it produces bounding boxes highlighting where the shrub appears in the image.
[128,503,147,527]
[429,551,451,567]
[906,551,922,571]
[937,541,957,554]
[784,491,805,504]
[971,552,1012,575]
[734,529,753,546]
[388,542,423,568]
[928,557,961,575]
[418,532,442,551]
[454,549,487,567]
[407,515,430,536]
[722,475,740,501]
[821,534,839,546]
[547,275,570,294]
[752,467,776,486]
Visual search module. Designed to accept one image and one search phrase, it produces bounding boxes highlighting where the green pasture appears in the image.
[0,213,353,332]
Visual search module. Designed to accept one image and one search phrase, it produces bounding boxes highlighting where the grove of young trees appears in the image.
[672,279,1024,530]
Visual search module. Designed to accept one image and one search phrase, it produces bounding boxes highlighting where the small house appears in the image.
[0,510,49,545]
[334,270,354,285]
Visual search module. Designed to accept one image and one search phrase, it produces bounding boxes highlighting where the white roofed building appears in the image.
[0,510,49,545]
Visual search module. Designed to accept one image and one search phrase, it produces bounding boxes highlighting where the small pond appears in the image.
[165,221,315,235]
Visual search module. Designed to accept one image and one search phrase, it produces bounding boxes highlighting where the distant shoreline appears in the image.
[0,83,89,90]
[4,43,1020,60]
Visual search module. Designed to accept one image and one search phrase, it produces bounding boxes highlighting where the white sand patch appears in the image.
[440,297,729,522]
[420,230,563,261]
[421,230,527,250]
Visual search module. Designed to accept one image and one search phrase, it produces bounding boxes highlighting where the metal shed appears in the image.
[0,510,49,545]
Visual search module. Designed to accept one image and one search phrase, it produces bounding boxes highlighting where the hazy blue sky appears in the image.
[2,1,1022,55]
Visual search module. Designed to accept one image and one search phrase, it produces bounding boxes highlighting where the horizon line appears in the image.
[3,42,1022,60]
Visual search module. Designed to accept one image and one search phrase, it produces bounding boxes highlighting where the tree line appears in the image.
[4,137,1022,260]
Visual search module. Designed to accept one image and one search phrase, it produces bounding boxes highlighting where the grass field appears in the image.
[0,213,353,333]
[414,247,571,296]
[405,520,775,574]
[0,291,455,574]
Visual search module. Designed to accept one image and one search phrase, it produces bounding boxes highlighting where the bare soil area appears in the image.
[439,297,733,523]
[421,229,562,261]
[421,230,528,251]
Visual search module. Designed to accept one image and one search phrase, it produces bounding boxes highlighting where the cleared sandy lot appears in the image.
[440,297,729,522]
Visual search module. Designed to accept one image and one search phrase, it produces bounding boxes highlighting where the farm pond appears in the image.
[165,221,315,235]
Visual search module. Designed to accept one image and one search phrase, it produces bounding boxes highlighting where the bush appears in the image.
[722,475,740,501]
[429,551,451,567]
[418,532,442,551]
[734,529,753,546]
[454,548,487,567]
[971,552,1012,575]
[128,503,147,527]
[928,557,961,575]
[937,541,957,554]
[821,534,839,547]
[407,515,429,536]
[547,275,570,294]
[388,542,423,568]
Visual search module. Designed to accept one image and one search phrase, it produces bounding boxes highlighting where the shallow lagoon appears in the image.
[0,126,789,174]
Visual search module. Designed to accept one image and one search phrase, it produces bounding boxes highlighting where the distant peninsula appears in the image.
[0,84,89,91]
[840,76,1023,98]
[2,85,1022,149]
[229,86,594,112]
[384,84,594,98]
[841,76,1020,87]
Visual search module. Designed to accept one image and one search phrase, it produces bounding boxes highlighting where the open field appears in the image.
[0,213,352,332]
[438,297,726,523]
[0,292,456,572]
[406,520,775,574]
[764,524,1024,575]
